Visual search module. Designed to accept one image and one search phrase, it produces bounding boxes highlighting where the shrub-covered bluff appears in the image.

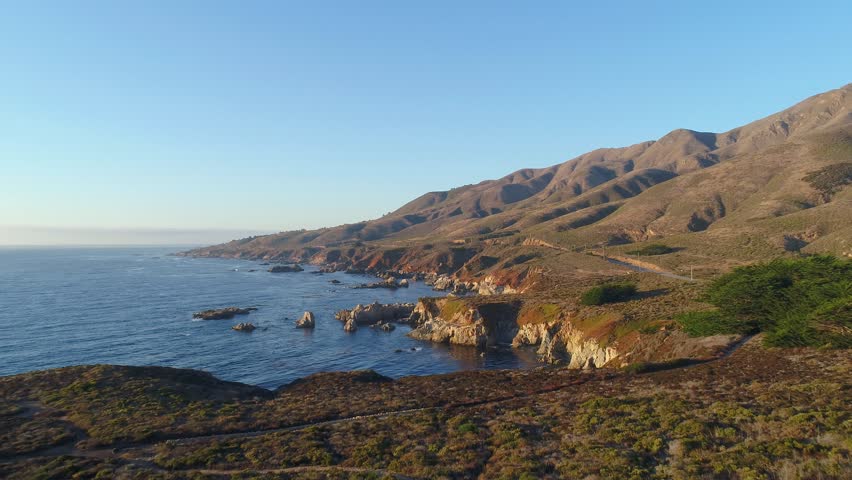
[1,337,849,479]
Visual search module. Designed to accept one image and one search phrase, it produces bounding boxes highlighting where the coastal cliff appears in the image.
[407,288,743,369]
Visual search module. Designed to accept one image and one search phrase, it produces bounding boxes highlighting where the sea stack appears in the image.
[296,311,316,329]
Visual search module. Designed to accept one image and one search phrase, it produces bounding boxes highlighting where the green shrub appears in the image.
[580,282,637,305]
[676,311,756,337]
[457,422,478,434]
[626,244,676,256]
[682,255,851,348]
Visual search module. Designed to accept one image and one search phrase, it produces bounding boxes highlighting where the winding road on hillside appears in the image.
[524,236,696,281]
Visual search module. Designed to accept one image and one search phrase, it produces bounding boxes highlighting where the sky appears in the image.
[1,1,851,245]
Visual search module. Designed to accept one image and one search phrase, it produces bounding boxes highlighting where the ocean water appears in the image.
[0,246,537,388]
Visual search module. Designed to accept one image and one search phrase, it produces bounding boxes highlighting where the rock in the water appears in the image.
[406,298,490,349]
[380,323,396,332]
[398,279,410,288]
[268,264,304,273]
[193,306,257,320]
[335,302,415,327]
[343,317,358,332]
[232,322,256,332]
[352,280,398,290]
[296,311,316,329]
[329,279,342,284]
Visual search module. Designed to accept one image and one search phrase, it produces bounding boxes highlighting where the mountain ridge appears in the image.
[184,83,852,280]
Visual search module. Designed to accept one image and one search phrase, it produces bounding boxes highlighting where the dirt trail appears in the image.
[523,237,695,282]
[196,466,418,479]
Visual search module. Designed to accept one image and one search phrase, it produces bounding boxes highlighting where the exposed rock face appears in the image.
[512,322,555,348]
[295,311,315,329]
[407,298,519,349]
[545,324,619,368]
[232,322,256,332]
[408,309,488,349]
[423,274,475,294]
[409,298,620,365]
[268,264,304,273]
[398,279,410,288]
[193,307,257,320]
[507,317,619,366]
[477,276,519,295]
[335,302,415,327]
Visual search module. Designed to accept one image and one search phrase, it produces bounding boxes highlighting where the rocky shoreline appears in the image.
[182,256,740,372]
[176,247,533,298]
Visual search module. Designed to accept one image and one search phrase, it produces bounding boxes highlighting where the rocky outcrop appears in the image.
[370,322,396,332]
[343,317,358,332]
[295,311,315,329]
[353,276,411,290]
[268,264,304,273]
[232,322,256,332]
[408,311,488,349]
[193,307,257,320]
[476,275,520,295]
[335,302,415,327]
[547,324,619,368]
[407,298,520,349]
[353,278,399,290]
[425,274,474,294]
[510,316,619,367]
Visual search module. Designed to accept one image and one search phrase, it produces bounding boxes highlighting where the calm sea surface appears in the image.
[0,246,537,388]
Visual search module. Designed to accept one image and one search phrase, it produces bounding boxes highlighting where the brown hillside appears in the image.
[184,83,852,276]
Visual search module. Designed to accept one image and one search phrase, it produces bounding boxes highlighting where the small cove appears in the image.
[0,246,538,388]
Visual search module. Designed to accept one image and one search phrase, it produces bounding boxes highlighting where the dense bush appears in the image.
[675,311,756,337]
[626,243,676,256]
[580,282,637,305]
[680,255,851,348]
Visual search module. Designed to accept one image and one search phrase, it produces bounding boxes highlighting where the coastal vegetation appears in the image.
[580,282,638,306]
[626,243,677,256]
[677,255,851,348]
[2,340,849,479]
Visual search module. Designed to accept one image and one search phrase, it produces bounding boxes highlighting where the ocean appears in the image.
[0,246,537,388]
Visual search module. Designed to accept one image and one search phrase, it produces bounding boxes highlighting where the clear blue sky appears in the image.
[2,1,851,244]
